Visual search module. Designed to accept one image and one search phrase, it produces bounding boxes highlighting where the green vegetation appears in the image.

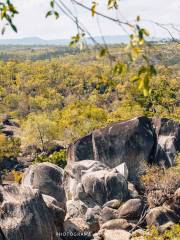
[142,224,180,240]
[0,43,179,148]
[34,149,67,168]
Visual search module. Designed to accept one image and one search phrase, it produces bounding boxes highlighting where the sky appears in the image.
[1,0,180,39]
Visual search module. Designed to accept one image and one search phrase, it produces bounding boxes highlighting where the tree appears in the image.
[0,1,179,96]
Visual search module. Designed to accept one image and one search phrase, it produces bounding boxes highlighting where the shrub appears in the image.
[12,170,24,184]
[141,224,180,240]
[0,134,21,161]
[140,155,180,208]
[34,149,67,168]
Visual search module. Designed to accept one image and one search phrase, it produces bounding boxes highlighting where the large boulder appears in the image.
[117,199,145,221]
[68,117,155,180]
[0,185,57,240]
[64,160,128,204]
[21,162,66,208]
[64,160,109,200]
[145,206,178,227]
[68,117,180,180]
[153,118,180,166]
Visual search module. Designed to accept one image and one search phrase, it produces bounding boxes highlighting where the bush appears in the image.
[34,149,67,168]
[140,155,180,208]
[0,134,21,161]
[142,224,180,240]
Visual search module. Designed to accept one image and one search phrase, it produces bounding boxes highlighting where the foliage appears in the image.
[0,133,21,160]
[139,224,180,240]
[0,43,179,146]
[34,149,67,168]
[140,155,180,207]
[12,170,23,184]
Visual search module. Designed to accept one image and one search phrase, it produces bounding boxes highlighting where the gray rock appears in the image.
[103,199,122,209]
[85,206,101,233]
[118,199,144,220]
[22,162,66,206]
[63,218,92,240]
[101,219,135,231]
[153,118,180,166]
[105,170,128,202]
[65,161,128,205]
[66,200,89,219]
[0,185,57,240]
[99,207,118,225]
[128,182,139,199]
[64,160,109,201]
[145,206,178,227]
[103,229,131,240]
[68,117,155,181]
[81,170,108,205]
[115,162,129,180]
[42,194,66,227]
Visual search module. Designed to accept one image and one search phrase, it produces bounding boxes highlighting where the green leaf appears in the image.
[50,0,54,8]
[91,2,97,17]
[136,15,140,22]
[99,48,107,57]
[54,11,59,19]
[46,11,53,18]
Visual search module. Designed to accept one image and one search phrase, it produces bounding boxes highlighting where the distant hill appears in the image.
[0,35,130,46]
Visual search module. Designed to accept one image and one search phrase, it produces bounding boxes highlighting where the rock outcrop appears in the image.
[68,117,155,180]
[64,160,128,204]
[0,185,57,240]
[22,162,66,208]
[68,117,180,180]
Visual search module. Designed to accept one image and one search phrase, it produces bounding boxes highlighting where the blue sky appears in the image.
[1,0,180,39]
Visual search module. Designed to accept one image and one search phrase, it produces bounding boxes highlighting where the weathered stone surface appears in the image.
[145,206,178,227]
[153,118,180,166]
[66,200,90,219]
[68,117,155,180]
[65,161,128,205]
[101,219,135,231]
[105,170,128,202]
[99,207,118,225]
[64,160,109,200]
[103,229,131,240]
[128,182,139,199]
[81,170,108,205]
[117,199,144,220]
[63,218,92,240]
[22,162,66,207]
[68,117,180,180]
[42,194,66,227]
[0,185,57,240]
[85,206,101,233]
[115,162,129,180]
[103,199,122,209]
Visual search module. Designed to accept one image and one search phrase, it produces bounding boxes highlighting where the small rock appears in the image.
[99,207,118,225]
[118,199,144,220]
[101,219,135,231]
[128,182,139,199]
[103,229,131,240]
[103,199,122,209]
[115,163,129,180]
[63,218,92,240]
